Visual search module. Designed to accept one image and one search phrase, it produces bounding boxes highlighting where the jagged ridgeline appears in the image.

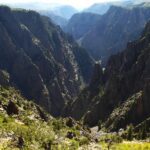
[69,21,150,133]
[64,12,101,40]
[81,5,150,65]
[0,5,93,117]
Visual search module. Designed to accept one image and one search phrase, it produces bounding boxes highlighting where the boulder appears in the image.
[66,117,75,127]
[66,131,76,139]
[6,100,19,115]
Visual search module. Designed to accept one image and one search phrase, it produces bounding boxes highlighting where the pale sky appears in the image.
[0,0,127,9]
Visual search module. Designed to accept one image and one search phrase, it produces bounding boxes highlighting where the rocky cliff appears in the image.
[0,5,93,117]
[70,21,150,131]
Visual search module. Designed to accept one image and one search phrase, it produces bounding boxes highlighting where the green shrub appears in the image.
[52,119,64,132]
[70,140,79,150]
[79,137,89,146]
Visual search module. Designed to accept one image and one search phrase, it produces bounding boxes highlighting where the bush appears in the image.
[112,135,123,143]
[52,119,64,132]
[70,140,79,150]
[79,137,89,146]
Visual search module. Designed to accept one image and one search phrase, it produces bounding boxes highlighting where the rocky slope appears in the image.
[0,67,148,150]
[81,5,150,65]
[0,83,94,149]
[0,5,94,117]
[64,13,101,40]
[69,21,150,132]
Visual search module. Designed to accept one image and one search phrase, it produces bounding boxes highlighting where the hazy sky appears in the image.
[0,0,127,9]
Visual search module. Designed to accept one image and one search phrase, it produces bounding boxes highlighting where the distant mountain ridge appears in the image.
[39,10,68,28]
[83,0,134,15]
[38,5,78,28]
[51,5,78,19]
[83,3,111,15]
[80,5,150,65]
[64,12,101,40]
